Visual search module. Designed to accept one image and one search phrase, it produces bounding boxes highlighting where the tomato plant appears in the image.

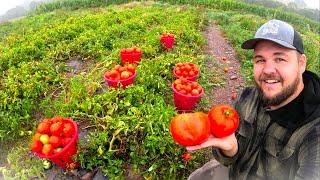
[208,105,239,138]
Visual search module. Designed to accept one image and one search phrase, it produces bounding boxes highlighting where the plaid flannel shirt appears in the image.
[213,87,320,180]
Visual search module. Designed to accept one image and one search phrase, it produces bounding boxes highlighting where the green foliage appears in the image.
[34,0,129,14]
[0,145,45,179]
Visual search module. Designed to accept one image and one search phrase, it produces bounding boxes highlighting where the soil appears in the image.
[204,23,245,106]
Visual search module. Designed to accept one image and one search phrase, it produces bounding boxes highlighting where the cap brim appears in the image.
[241,38,296,50]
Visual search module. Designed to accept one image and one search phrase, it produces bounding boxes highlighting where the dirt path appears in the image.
[205,23,245,105]
[188,22,247,180]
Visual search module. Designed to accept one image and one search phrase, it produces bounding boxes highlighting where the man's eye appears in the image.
[276,58,286,62]
[255,59,265,63]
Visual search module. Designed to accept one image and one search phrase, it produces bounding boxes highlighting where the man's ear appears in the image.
[298,54,307,73]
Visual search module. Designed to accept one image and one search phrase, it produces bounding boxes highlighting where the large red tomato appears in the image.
[208,105,239,138]
[169,112,210,146]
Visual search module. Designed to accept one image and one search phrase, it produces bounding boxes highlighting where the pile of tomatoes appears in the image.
[31,116,76,156]
[169,105,240,146]
[160,32,175,39]
[173,78,203,96]
[104,64,136,81]
[173,62,199,80]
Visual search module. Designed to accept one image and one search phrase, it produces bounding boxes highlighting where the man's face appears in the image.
[253,40,306,108]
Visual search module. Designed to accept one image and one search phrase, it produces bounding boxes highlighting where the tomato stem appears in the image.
[109,128,123,152]
[224,110,230,117]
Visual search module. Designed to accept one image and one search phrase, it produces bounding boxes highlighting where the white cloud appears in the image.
[304,0,320,9]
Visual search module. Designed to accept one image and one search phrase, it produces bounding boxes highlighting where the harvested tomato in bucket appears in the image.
[32,117,79,169]
[105,72,137,88]
[173,62,199,81]
[104,64,137,89]
[120,47,142,64]
[160,33,175,49]
[172,78,204,111]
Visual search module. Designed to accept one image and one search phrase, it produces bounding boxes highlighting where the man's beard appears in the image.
[256,74,300,107]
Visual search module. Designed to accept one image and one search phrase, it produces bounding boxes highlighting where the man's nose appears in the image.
[262,60,277,74]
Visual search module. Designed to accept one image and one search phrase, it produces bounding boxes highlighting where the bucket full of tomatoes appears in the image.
[120,47,142,64]
[173,62,199,81]
[31,116,79,169]
[104,64,137,89]
[172,78,204,111]
[160,33,175,49]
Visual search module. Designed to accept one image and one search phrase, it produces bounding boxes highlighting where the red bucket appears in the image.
[34,118,79,169]
[120,50,142,64]
[104,71,137,89]
[132,51,142,64]
[161,36,175,49]
[172,83,204,111]
[120,52,133,64]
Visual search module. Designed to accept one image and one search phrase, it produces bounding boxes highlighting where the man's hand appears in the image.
[186,133,238,157]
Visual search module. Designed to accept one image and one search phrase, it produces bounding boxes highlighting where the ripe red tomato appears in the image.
[118,66,127,73]
[208,105,239,138]
[32,132,42,142]
[126,64,136,73]
[168,34,175,38]
[231,92,237,100]
[37,122,50,134]
[42,144,54,155]
[126,48,134,53]
[50,122,63,136]
[182,152,192,161]
[169,112,210,146]
[120,71,130,79]
[31,140,43,153]
[49,135,62,148]
[135,47,142,53]
[185,85,192,93]
[51,116,63,123]
[191,89,200,96]
[63,123,74,137]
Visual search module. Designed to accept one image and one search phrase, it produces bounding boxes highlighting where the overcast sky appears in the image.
[0,0,319,15]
